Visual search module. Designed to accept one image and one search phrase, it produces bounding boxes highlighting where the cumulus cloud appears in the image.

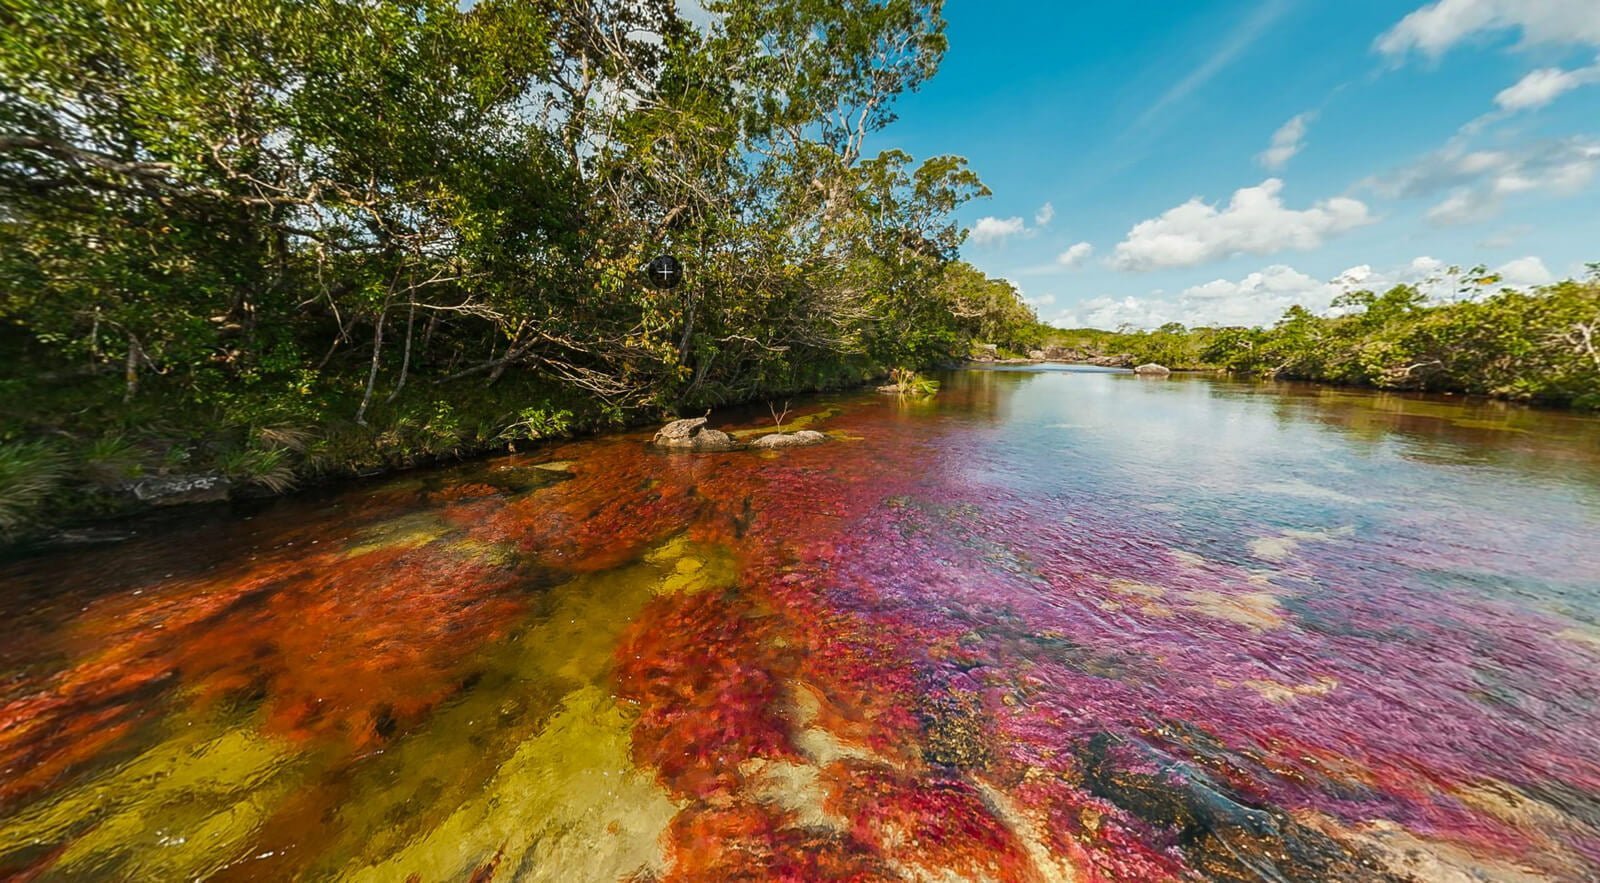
[969,216,1028,245]
[1035,202,1056,226]
[1494,58,1600,111]
[1056,242,1095,268]
[1495,255,1554,287]
[1110,179,1373,271]
[1050,257,1461,330]
[1258,112,1315,170]
[1049,255,1560,330]
[1373,137,1600,225]
[1377,0,1600,59]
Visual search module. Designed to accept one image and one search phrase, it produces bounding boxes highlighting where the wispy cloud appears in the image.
[1133,0,1292,131]
[1258,112,1316,170]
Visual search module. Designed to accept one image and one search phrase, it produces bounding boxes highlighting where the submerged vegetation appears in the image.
[0,0,1041,537]
[1041,272,1600,410]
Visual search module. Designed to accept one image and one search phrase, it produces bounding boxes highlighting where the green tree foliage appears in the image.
[0,0,1041,533]
[1043,279,1600,410]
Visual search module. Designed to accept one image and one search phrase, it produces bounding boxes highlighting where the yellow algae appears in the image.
[1241,676,1339,703]
[1250,526,1354,563]
[1248,535,1299,563]
[730,406,843,439]
[1179,590,1285,631]
[1453,780,1579,832]
[0,715,299,880]
[305,535,733,873]
[647,533,739,596]
[1108,579,1166,598]
[1168,549,1211,571]
[302,543,691,870]
[1316,817,1557,883]
[531,459,577,472]
[1555,626,1600,650]
[347,686,680,883]
[342,511,456,557]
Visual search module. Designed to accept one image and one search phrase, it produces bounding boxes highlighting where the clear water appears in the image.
[3,367,1598,881]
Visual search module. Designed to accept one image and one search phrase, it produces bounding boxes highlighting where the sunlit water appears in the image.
[3,367,1599,881]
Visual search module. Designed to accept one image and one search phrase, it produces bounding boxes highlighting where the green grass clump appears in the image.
[0,441,67,538]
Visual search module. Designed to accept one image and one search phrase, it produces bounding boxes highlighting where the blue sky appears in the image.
[863,0,1600,329]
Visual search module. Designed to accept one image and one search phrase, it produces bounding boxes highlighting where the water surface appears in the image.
[3,367,1599,881]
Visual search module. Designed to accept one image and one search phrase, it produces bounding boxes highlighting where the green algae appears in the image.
[342,511,457,557]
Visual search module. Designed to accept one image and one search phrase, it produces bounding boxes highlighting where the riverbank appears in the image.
[0,367,889,551]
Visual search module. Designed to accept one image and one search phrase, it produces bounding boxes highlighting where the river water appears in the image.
[3,366,1599,881]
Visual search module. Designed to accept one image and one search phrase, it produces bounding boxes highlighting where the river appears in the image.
[3,366,1598,881]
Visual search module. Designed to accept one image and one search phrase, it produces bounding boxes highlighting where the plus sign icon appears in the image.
[644,255,684,290]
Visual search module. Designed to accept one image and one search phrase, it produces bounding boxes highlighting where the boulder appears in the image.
[1133,363,1172,376]
[653,417,743,452]
[1027,350,1047,361]
[124,473,231,505]
[749,430,827,450]
[1087,354,1133,368]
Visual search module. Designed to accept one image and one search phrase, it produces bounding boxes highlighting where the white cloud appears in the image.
[1035,202,1056,226]
[1494,58,1600,111]
[1495,255,1554,287]
[1056,242,1095,268]
[1377,0,1600,58]
[969,216,1028,245]
[1258,112,1315,170]
[1111,179,1373,271]
[1375,137,1600,225]
[1049,255,1560,330]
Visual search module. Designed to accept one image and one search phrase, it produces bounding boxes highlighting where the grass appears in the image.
[0,441,67,538]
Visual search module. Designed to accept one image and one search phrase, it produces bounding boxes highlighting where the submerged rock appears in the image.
[1080,733,1398,881]
[748,430,827,450]
[1133,363,1172,376]
[653,417,743,452]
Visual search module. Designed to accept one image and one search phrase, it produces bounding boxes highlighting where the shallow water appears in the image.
[3,367,1599,881]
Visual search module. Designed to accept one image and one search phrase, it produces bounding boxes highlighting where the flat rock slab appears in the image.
[124,473,231,505]
[749,430,827,449]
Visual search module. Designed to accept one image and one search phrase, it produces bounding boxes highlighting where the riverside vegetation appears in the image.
[0,0,1045,537]
[3,1,1597,541]
[1039,269,1600,409]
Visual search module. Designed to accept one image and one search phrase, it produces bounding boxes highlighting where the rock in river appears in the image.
[653,417,743,452]
[123,473,232,505]
[749,430,827,450]
[1133,363,1172,376]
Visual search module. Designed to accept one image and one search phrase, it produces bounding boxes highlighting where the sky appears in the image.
[860,0,1600,329]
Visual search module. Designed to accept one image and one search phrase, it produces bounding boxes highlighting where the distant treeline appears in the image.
[0,0,1044,536]
[1038,274,1600,411]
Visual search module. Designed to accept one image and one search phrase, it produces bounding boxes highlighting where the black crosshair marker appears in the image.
[644,255,684,290]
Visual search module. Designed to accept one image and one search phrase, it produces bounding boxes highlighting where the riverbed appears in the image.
[3,366,1598,880]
